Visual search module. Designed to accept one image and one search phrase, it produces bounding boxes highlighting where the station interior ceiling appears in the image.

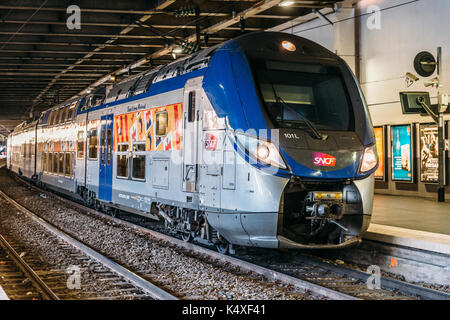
[0,0,343,137]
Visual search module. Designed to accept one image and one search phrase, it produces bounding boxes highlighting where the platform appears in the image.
[0,285,8,300]
[364,194,450,255]
[371,194,450,235]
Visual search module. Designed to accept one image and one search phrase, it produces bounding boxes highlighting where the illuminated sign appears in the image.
[374,126,385,180]
[419,124,439,183]
[391,125,414,182]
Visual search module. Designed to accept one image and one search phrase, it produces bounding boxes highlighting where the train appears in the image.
[7,32,378,253]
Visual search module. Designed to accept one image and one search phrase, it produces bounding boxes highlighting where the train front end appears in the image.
[203,32,377,249]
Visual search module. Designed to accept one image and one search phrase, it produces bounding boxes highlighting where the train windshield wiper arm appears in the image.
[270,84,327,140]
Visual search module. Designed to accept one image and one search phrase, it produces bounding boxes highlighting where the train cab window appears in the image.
[156,111,168,136]
[77,131,84,159]
[131,142,145,180]
[250,59,354,132]
[117,144,129,178]
[88,129,98,160]
[58,153,64,174]
[188,91,196,122]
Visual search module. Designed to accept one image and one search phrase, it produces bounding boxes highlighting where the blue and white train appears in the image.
[8,32,378,252]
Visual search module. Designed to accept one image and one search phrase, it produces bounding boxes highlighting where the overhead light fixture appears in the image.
[279,1,295,7]
[173,47,183,54]
[171,52,177,59]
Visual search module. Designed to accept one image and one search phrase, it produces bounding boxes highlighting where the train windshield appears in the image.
[251,59,354,131]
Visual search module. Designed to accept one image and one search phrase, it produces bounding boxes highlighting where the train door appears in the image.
[98,114,113,201]
[182,81,201,192]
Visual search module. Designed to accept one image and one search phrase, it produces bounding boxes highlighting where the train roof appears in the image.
[16,31,340,133]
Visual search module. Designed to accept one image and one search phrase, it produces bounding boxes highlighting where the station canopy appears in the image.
[0,0,342,136]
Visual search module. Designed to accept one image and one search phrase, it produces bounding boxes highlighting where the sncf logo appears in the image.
[312,152,336,167]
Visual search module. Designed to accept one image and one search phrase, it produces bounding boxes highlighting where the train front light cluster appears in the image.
[235,133,287,170]
[359,144,378,173]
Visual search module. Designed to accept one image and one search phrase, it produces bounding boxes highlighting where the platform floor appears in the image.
[371,194,450,235]
[0,285,8,300]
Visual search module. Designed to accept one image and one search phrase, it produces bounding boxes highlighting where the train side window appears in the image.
[67,106,75,122]
[52,153,58,173]
[59,153,64,174]
[49,110,55,125]
[48,153,52,173]
[43,153,48,172]
[117,143,129,179]
[55,108,62,125]
[65,152,72,176]
[88,129,98,160]
[77,131,84,159]
[131,142,145,180]
[132,155,145,180]
[188,91,196,122]
[155,111,168,136]
[62,106,69,123]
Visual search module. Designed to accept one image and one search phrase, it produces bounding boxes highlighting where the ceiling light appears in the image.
[279,1,295,7]
[173,47,183,54]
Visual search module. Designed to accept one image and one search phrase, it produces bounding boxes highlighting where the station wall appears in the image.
[276,0,450,200]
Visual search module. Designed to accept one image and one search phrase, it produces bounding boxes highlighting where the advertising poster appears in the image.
[391,125,414,182]
[374,126,385,180]
[419,124,439,183]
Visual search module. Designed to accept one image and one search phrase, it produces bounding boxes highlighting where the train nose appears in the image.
[277,129,363,179]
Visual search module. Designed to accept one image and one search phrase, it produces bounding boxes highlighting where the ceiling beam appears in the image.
[31,0,177,110]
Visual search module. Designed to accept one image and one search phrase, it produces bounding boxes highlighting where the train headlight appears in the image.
[256,144,270,160]
[235,133,287,170]
[359,144,378,173]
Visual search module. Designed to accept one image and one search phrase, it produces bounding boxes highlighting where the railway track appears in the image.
[0,233,59,300]
[0,190,176,300]
[6,173,450,300]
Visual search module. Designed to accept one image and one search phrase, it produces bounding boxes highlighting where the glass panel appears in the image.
[43,153,47,172]
[188,91,196,122]
[100,129,105,165]
[62,106,69,123]
[65,153,71,176]
[117,155,128,178]
[66,107,74,122]
[156,112,168,136]
[70,153,74,177]
[107,129,112,165]
[133,143,145,152]
[49,111,55,125]
[77,131,84,158]
[250,59,354,131]
[59,153,64,174]
[88,129,98,159]
[55,109,62,124]
[132,155,145,179]
[118,144,128,152]
[52,153,58,173]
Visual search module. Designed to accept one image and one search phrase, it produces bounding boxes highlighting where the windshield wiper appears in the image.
[270,84,327,140]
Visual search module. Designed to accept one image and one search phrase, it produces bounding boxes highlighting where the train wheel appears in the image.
[216,242,229,255]
[181,232,193,242]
